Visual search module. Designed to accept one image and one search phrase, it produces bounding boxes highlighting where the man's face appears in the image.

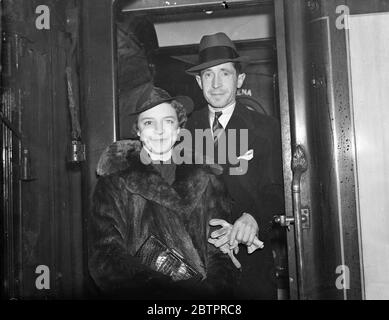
[137,102,180,154]
[195,62,246,109]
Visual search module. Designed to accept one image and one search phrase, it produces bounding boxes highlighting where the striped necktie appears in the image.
[212,111,223,141]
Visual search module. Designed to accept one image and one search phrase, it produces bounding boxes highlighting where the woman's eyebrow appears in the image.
[139,117,154,121]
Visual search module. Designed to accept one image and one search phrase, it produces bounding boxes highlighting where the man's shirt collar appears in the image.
[208,102,236,129]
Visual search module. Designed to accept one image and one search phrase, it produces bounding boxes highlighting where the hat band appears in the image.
[199,46,239,64]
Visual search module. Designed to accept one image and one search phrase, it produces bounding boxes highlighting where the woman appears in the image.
[88,86,236,299]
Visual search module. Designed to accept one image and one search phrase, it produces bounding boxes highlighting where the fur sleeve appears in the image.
[203,174,237,298]
[88,175,171,297]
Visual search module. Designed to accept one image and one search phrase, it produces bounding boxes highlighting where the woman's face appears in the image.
[137,102,180,155]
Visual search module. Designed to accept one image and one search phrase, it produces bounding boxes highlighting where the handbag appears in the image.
[135,234,202,282]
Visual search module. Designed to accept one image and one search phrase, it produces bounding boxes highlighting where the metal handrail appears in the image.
[291,144,308,299]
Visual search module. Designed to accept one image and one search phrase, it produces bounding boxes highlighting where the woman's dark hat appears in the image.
[186,32,251,75]
[129,86,194,115]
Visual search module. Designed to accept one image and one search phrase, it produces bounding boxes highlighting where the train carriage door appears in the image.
[274,0,362,300]
[336,0,389,300]
[275,0,389,300]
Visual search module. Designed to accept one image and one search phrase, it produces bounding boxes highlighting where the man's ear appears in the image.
[195,74,203,89]
[137,131,140,137]
[237,73,246,89]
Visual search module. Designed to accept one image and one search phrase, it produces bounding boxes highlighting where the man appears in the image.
[185,32,284,299]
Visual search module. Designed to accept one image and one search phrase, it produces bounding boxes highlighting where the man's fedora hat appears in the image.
[186,32,250,75]
[129,85,194,115]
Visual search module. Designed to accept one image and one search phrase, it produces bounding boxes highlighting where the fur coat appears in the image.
[88,140,236,299]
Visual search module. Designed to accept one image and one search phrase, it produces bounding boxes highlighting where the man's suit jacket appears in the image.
[186,102,285,299]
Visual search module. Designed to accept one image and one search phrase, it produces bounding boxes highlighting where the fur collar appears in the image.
[97,140,223,215]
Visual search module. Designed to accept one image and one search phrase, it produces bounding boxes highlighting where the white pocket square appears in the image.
[237,149,254,161]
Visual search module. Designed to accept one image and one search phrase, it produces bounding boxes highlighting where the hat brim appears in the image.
[185,56,251,75]
[129,95,194,116]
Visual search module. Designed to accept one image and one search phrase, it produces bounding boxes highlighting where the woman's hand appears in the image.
[208,218,264,257]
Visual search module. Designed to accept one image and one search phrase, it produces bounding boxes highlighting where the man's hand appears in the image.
[229,213,259,247]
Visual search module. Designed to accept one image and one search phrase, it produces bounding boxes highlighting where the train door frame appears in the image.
[81,0,294,299]
[273,0,296,299]
[118,0,292,300]
[81,0,369,300]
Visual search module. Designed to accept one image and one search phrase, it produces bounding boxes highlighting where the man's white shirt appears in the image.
[208,101,236,135]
